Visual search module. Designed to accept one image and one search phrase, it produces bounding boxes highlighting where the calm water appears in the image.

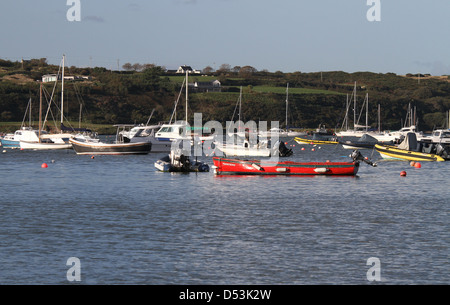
[0,141,448,284]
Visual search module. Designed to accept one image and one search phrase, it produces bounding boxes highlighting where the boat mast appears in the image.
[378,104,381,133]
[61,54,65,132]
[285,83,289,130]
[29,97,32,127]
[39,82,42,143]
[365,93,369,132]
[239,86,242,132]
[185,69,188,124]
[447,110,450,129]
[353,82,357,130]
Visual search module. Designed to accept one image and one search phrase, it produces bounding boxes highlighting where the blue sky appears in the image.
[1,0,449,75]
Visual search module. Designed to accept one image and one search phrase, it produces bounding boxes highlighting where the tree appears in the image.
[122,63,133,71]
[239,66,257,78]
[217,64,231,74]
[132,63,143,72]
[202,66,214,74]
[232,66,241,73]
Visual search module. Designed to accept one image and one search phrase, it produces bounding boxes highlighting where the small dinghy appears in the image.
[155,148,210,172]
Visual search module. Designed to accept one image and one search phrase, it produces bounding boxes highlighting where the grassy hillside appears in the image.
[1,58,449,133]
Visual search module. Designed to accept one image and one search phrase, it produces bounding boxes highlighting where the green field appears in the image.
[251,86,345,95]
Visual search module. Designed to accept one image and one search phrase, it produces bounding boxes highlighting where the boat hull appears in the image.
[20,141,72,150]
[294,137,338,145]
[374,144,445,162]
[212,157,359,176]
[70,139,151,155]
[0,139,20,148]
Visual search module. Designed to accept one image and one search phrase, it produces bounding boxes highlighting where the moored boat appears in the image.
[374,132,446,161]
[155,147,209,172]
[69,137,151,155]
[294,136,338,145]
[212,150,376,176]
[339,134,392,150]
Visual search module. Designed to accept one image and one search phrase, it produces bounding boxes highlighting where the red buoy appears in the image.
[414,162,421,168]
[400,170,407,176]
[41,163,48,168]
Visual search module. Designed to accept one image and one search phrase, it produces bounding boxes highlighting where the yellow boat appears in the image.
[375,132,447,161]
[374,144,445,162]
[294,137,338,145]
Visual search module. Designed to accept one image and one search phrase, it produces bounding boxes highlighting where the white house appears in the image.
[42,74,59,83]
[176,65,201,74]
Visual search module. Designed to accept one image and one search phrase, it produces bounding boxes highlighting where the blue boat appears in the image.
[0,127,41,148]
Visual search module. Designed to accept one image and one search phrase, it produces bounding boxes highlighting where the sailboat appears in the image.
[336,82,370,137]
[155,70,203,144]
[284,83,306,137]
[257,84,305,138]
[19,81,72,150]
[0,98,42,148]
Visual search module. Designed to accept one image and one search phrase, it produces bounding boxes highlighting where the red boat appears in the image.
[212,151,376,176]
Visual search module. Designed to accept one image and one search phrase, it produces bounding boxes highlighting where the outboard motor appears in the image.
[351,150,377,167]
[278,141,293,157]
[436,144,450,160]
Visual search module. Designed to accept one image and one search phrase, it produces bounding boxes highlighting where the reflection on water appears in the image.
[0,144,448,284]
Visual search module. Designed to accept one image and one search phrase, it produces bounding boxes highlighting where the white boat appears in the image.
[215,141,274,157]
[20,140,72,150]
[258,127,289,138]
[19,81,72,150]
[420,129,450,145]
[214,135,292,157]
[286,130,307,137]
[1,127,41,148]
[120,123,172,152]
[19,55,90,150]
[259,83,307,138]
[336,83,371,138]
[0,98,42,148]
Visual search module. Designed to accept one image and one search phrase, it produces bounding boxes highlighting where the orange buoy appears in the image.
[91,155,95,159]
[301,147,305,151]
[311,148,315,151]
[410,161,416,167]
[400,170,407,176]
[414,162,421,168]
[41,163,48,168]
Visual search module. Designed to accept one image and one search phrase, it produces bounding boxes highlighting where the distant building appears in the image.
[176,65,201,74]
[42,74,59,83]
[41,74,91,83]
[190,80,221,92]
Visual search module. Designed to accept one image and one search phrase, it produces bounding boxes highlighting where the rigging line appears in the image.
[169,77,186,124]
[42,62,62,129]
[21,98,32,127]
